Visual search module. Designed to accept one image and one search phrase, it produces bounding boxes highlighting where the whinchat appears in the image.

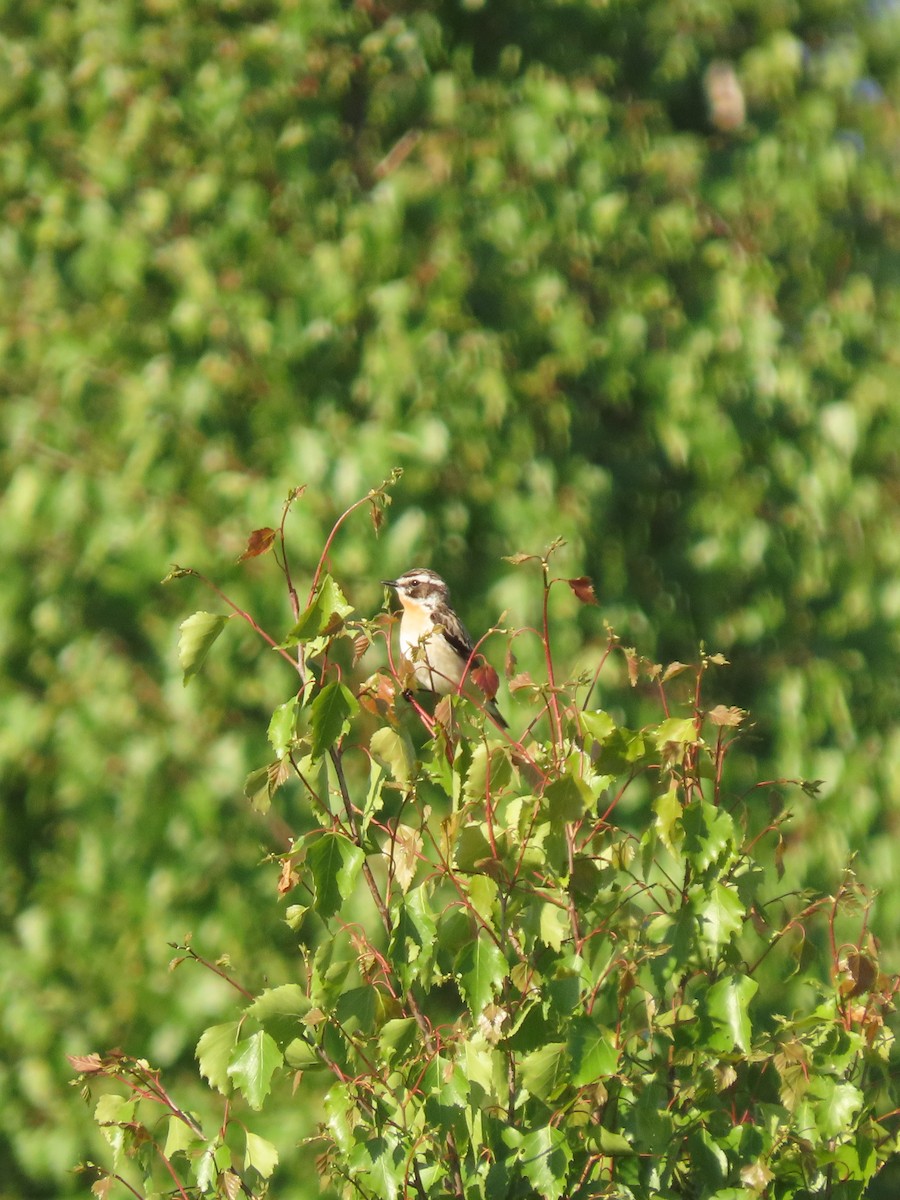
[382,568,507,727]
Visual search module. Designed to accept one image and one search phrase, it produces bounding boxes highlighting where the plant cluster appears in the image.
[72,489,900,1200]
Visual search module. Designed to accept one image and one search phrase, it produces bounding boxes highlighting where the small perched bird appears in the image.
[382,568,507,727]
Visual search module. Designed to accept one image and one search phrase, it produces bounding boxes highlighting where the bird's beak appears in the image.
[381,579,398,589]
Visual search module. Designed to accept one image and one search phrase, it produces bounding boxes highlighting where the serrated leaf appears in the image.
[810,1078,864,1140]
[520,1125,572,1200]
[654,717,698,747]
[682,800,735,871]
[567,1018,618,1085]
[196,1021,240,1095]
[324,1083,356,1154]
[378,1018,418,1064]
[662,660,690,682]
[245,1131,279,1178]
[653,784,683,856]
[244,759,290,815]
[578,709,616,743]
[705,974,758,1054]
[247,984,311,1022]
[282,575,354,646]
[519,1043,569,1102]
[707,704,746,727]
[695,882,745,954]
[227,1031,283,1110]
[566,576,598,605]
[178,612,230,684]
[350,1132,404,1200]
[545,772,592,821]
[385,824,421,893]
[455,822,494,872]
[164,1114,200,1160]
[307,832,364,920]
[456,935,508,1016]
[539,903,569,951]
[370,726,416,785]
[238,527,276,562]
[464,743,512,802]
[309,682,358,758]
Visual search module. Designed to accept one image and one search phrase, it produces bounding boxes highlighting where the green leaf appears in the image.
[309,682,358,758]
[705,974,758,1053]
[578,709,616,744]
[519,1042,569,1102]
[307,832,365,920]
[390,884,438,990]
[682,800,736,872]
[378,1018,418,1064]
[539,903,570,951]
[695,882,745,955]
[164,1114,200,1160]
[653,784,683,857]
[336,985,379,1035]
[178,611,230,684]
[350,1133,404,1200]
[268,696,301,759]
[94,1095,135,1166]
[370,726,416,786]
[227,1030,283,1110]
[247,984,311,1021]
[810,1078,864,1140]
[567,1018,618,1085]
[464,744,512,802]
[284,1037,323,1070]
[455,821,495,872]
[196,1020,240,1095]
[245,1130,279,1178]
[653,717,699,746]
[281,575,353,646]
[520,1124,572,1199]
[324,1083,356,1154]
[544,771,592,821]
[456,935,508,1016]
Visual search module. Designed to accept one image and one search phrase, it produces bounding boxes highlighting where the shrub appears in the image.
[72,485,899,1199]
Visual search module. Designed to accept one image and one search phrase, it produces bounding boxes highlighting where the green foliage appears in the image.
[71,520,900,1199]
[4,0,900,1195]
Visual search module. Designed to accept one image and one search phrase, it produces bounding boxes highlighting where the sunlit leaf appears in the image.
[309,682,358,758]
[227,1031,283,1110]
[196,1021,240,1095]
[566,576,598,605]
[237,527,276,562]
[456,935,508,1016]
[704,974,758,1053]
[519,1043,569,1102]
[307,832,364,920]
[178,611,230,684]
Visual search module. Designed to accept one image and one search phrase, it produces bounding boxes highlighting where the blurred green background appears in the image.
[2,0,900,1194]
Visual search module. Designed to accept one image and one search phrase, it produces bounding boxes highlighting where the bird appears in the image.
[382,568,507,727]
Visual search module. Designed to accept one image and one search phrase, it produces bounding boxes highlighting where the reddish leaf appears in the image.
[278,858,299,897]
[662,661,690,682]
[67,1052,106,1075]
[352,633,371,665]
[508,672,536,693]
[708,704,746,727]
[471,661,500,702]
[505,645,518,676]
[238,527,276,562]
[624,647,639,687]
[566,576,598,605]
